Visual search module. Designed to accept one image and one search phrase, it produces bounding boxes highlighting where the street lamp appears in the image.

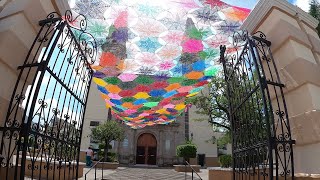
[190,132,193,141]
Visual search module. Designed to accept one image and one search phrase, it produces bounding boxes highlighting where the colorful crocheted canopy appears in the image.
[71,0,253,128]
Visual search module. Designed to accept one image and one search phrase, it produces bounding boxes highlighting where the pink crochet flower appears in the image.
[182,39,203,53]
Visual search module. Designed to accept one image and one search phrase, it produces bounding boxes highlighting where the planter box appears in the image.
[208,168,320,180]
[0,166,21,180]
[208,167,232,180]
[173,165,200,172]
[92,161,119,169]
[24,157,85,180]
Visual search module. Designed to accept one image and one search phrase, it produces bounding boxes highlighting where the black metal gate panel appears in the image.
[221,31,295,180]
[0,11,96,179]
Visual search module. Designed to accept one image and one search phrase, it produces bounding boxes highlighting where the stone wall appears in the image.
[82,83,187,166]
[114,116,186,166]
[242,0,320,174]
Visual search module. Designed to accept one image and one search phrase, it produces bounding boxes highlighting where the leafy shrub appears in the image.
[107,152,117,162]
[176,143,197,161]
[98,143,116,162]
[219,154,232,168]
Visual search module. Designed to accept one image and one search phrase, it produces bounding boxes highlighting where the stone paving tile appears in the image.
[101,167,204,180]
[26,167,208,180]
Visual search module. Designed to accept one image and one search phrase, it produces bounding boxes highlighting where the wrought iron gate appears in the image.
[221,31,295,180]
[0,11,96,179]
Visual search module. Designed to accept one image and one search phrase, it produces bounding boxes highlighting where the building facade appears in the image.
[2,0,320,177]
[80,84,223,166]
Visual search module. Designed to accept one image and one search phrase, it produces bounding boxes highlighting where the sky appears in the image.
[68,0,316,11]
[226,0,316,12]
[289,0,313,11]
[22,33,86,127]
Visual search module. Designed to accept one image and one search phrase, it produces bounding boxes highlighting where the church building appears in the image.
[80,84,225,167]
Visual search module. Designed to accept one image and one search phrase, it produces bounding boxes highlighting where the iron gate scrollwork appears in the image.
[221,31,295,180]
[0,11,96,179]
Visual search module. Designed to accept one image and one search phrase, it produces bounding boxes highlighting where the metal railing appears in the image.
[85,158,104,180]
[185,161,203,180]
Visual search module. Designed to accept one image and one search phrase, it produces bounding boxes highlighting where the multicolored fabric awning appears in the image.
[70,0,254,128]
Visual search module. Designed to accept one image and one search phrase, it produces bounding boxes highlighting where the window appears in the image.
[110,140,115,149]
[90,121,100,126]
[90,127,99,143]
[165,139,170,151]
[122,138,128,148]
[90,136,99,143]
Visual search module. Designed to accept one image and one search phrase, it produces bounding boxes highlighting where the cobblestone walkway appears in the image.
[81,167,207,180]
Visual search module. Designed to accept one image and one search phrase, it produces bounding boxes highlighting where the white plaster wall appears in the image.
[80,83,109,150]
[188,87,219,157]
[189,119,218,157]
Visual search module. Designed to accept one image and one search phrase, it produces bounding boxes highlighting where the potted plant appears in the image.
[90,120,125,169]
[219,154,232,168]
[174,141,200,172]
[97,143,117,161]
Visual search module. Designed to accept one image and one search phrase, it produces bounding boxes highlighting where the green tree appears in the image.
[91,121,125,161]
[187,75,230,131]
[309,0,320,36]
[188,68,264,149]
[187,74,231,149]
[217,131,231,150]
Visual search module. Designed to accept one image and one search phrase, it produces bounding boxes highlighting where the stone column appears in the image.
[130,129,137,164]
[158,130,163,165]
[173,130,179,164]
[0,0,70,125]
[242,0,320,174]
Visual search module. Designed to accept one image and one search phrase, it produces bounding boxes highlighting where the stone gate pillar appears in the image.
[0,0,70,132]
[242,0,320,174]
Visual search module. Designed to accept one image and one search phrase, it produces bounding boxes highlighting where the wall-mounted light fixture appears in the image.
[190,132,193,141]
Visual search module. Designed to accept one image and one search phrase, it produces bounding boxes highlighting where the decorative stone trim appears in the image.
[242,0,319,33]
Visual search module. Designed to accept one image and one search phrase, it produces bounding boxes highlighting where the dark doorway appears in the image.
[136,133,157,165]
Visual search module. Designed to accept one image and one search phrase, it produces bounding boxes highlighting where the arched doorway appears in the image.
[136,133,157,165]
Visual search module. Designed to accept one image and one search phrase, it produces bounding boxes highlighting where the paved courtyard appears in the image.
[80,167,208,180]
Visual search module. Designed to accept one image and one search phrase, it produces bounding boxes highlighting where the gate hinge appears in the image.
[252,36,272,47]
[266,80,285,88]
[17,62,41,70]
[260,77,268,89]
[38,17,62,26]
[38,61,47,71]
